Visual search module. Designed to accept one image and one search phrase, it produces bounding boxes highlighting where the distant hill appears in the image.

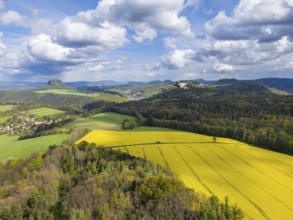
[216,81,288,95]
[215,78,239,85]
[0,81,45,90]
[148,80,174,85]
[40,79,72,90]
[256,78,293,93]
[218,81,273,94]
[65,80,125,87]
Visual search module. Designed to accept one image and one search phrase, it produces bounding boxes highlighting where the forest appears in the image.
[0,142,243,220]
[106,87,293,155]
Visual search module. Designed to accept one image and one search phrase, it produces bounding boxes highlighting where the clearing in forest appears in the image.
[25,107,65,116]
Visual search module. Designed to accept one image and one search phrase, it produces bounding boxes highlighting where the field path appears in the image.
[188,145,270,220]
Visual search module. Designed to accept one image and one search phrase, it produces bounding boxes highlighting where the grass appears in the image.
[35,89,103,97]
[65,112,137,130]
[0,117,6,123]
[34,89,126,103]
[132,126,175,131]
[0,134,68,162]
[79,130,293,220]
[0,105,14,112]
[25,107,65,116]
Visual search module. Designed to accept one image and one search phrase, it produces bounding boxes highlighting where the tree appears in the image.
[122,120,135,130]
[213,137,217,143]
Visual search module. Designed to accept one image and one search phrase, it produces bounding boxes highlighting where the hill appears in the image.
[0,142,243,220]
[215,78,239,85]
[108,87,293,155]
[0,89,126,107]
[218,81,273,94]
[107,81,176,100]
[256,78,293,93]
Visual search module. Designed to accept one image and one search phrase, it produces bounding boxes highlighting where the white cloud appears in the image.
[149,49,199,70]
[205,0,293,41]
[56,18,128,49]
[163,37,177,49]
[233,0,293,25]
[76,0,195,41]
[213,62,234,72]
[182,72,200,80]
[0,0,4,10]
[185,0,201,8]
[27,34,72,62]
[0,32,6,57]
[165,49,196,68]
[133,24,157,42]
[201,0,293,76]
[0,11,25,26]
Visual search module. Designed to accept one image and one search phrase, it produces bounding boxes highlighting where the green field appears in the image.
[79,130,293,220]
[0,134,68,162]
[25,107,65,116]
[0,117,6,123]
[0,105,14,112]
[65,112,137,130]
[35,89,102,97]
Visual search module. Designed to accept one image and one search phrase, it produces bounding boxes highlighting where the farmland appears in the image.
[65,112,137,130]
[79,130,293,220]
[0,134,68,162]
[0,117,6,123]
[35,89,105,97]
[25,107,65,116]
[0,105,14,112]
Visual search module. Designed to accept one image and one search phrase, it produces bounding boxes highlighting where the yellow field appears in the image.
[78,130,293,220]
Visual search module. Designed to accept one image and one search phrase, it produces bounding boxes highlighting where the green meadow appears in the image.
[25,107,65,116]
[65,112,137,130]
[0,134,68,162]
[35,89,102,97]
[0,105,14,112]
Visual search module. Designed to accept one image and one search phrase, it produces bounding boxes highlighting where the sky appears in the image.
[0,0,293,82]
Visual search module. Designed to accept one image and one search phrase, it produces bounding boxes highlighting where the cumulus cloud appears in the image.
[76,0,195,41]
[202,36,293,66]
[0,11,25,26]
[0,0,4,10]
[201,0,293,76]
[213,62,234,72]
[205,0,293,42]
[182,72,200,80]
[149,49,203,70]
[163,37,177,49]
[133,24,157,42]
[164,49,197,69]
[0,33,6,57]
[28,34,72,62]
[185,0,201,8]
[56,18,128,49]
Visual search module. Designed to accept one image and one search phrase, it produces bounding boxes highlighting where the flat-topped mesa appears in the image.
[48,79,63,86]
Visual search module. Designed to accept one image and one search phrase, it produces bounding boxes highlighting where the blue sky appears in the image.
[0,0,292,82]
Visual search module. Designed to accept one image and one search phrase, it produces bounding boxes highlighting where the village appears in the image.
[0,112,63,136]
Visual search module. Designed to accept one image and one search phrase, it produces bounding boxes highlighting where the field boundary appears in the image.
[110,141,229,148]
[205,147,293,211]
[172,146,214,196]
[189,146,270,220]
[156,147,170,169]
[219,146,293,193]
